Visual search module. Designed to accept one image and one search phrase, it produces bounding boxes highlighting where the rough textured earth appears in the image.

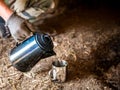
[0,1,120,90]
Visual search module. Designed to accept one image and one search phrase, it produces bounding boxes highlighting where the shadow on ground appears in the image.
[92,33,120,90]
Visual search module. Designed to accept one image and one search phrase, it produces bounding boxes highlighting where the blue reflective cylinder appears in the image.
[9,33,55,72]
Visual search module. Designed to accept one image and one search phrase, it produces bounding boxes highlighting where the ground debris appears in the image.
[0,4,120,90]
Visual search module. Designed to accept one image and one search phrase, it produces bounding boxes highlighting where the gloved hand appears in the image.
[6,13,34,42]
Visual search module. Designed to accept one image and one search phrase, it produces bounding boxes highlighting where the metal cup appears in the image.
[49,60,68,83]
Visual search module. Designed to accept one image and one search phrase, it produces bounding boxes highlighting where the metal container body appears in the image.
[9,33,55,72]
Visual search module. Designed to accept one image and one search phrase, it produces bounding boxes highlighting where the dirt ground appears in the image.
[0,1,120,90]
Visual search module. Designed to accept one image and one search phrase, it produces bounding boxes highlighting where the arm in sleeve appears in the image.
[0,0,13,21]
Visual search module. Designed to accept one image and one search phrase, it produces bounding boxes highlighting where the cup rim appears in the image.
[52,60,68,67]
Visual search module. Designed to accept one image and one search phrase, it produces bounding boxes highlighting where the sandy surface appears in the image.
[0,2,120,90]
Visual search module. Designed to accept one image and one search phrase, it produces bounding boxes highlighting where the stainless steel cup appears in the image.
[49,60,68,83]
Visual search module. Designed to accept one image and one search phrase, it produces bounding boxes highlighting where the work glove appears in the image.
[6,13,34,42]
